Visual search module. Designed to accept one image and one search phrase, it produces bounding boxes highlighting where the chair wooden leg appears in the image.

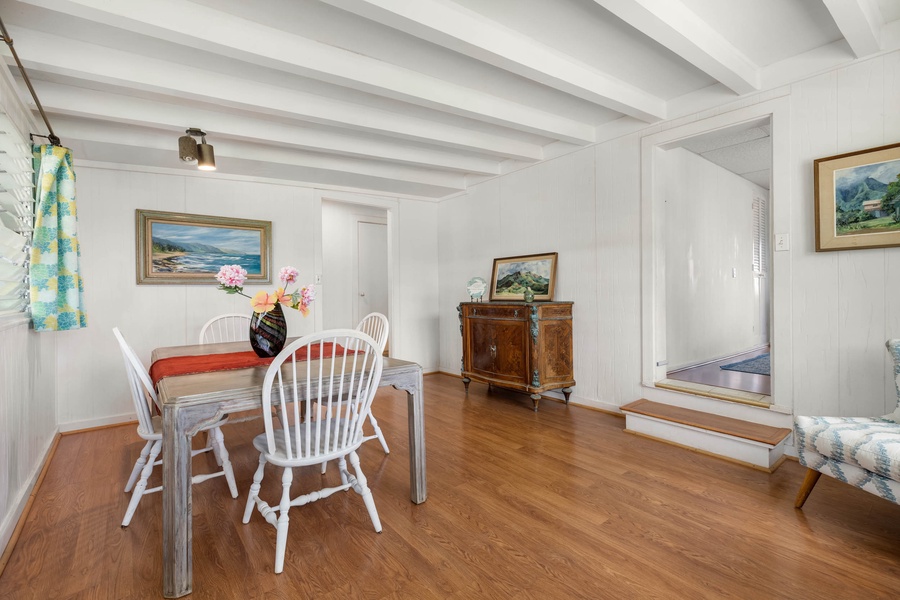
[206,430,223,466]
[795,468,822,509]
[211,427,238,498]
[348,450,382,533]
[368,415,390,454]
[243,453,267,524]
[274,468,293,574]
[122,439,161,527]
[125,440,153,492]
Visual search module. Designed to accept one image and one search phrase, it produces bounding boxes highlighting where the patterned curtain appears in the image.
[29,144,87,331]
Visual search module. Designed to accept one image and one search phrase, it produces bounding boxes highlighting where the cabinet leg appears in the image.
[462,377,470,392]
[562,388,572,404]
[530,394,541,412]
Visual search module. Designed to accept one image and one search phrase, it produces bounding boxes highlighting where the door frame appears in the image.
[639,95,792,412]
[314,190,400,358]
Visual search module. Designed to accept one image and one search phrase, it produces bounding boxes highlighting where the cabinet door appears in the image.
[468,319,496,376]
[486,319,529,384]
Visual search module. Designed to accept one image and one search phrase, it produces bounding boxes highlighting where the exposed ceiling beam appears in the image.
[593,0,759,95]
[822,0,882,58]
[51,115,467,193]
[17,0,596,144]
[319,0,666,123]
[6,26,545,162]
[30,80,502,176]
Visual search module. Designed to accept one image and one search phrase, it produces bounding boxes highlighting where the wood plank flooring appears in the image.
[2,375,899,599]
[667,347,771,396]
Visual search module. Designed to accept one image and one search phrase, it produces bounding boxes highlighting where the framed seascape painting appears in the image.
[489,252,557,301]
[815,142,900,251]
[136,209,272,284]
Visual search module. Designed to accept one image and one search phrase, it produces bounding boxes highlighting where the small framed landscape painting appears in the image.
[489,252,557,301]
[815,142,900,251]
[136,209,272,285]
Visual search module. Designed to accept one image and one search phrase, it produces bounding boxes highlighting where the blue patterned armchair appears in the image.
[793,340,900,508]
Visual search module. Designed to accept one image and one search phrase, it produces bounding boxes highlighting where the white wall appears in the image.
[439,49,900,419]
[57,167,439,428]
[0,62,58,555]
[321,200,388,330]
[0,320,57,556]
[664,147,769,370]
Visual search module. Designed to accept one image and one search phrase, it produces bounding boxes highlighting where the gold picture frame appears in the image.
[136,209,272,285]
[815,142,900,251]
[489,252,558,301]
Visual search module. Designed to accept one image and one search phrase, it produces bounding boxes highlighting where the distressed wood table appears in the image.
[151,340,427,598]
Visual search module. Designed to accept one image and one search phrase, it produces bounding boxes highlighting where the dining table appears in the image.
[150,339,427,598]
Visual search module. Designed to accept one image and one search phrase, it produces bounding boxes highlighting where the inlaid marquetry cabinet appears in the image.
[458,301,574,411]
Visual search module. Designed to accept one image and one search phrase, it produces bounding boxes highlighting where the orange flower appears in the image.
[251,291,277,314]
[275,287,292,306]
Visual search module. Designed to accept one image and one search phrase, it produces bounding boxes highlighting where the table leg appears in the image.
[162,404,222,598]
[407,368,427,504]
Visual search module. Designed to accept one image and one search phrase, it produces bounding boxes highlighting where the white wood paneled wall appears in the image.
[791,51,900,418]
[0,319,57,554]
[56,167,439,429]
[439,48,900,419]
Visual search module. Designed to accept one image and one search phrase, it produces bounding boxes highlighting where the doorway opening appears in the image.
[321,199,390,353]
[641,96,790,411]
[659,119,772,401]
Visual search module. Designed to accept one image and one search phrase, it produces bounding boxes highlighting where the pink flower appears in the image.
[279,266,299,286]
[216,264,247,288]
[300,285,316,305]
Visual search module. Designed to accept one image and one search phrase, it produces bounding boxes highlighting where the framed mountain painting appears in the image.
[815,142,900,251]
[489,252,557,301]
[136,209,272,284]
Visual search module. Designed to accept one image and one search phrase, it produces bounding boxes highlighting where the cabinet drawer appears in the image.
[463,304,526,320]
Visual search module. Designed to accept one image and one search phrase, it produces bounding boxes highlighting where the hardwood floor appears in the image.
[667,347,771,395]
[2,375,899,599]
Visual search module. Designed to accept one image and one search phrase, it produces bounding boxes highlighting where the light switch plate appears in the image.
[775,233,790,251]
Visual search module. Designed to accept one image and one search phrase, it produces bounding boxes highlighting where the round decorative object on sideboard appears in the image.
[249,303,287,358]
[467,276,487,302]
[523,286,535,303]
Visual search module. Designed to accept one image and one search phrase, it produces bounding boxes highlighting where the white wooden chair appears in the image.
[356,312,390,454]
[320,313,390,474]
[114,327,238,527]
[199,313,251,344]
[242,329,384,573]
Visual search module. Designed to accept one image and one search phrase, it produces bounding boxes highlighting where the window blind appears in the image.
[0,111,34,317]
[752,196,768,275]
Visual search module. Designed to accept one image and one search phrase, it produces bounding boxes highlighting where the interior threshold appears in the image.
[656,379,772,408]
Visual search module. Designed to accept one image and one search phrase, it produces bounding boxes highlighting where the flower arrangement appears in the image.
[215,264,316,316]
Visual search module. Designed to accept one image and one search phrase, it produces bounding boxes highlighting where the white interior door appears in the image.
[356,221,389,325]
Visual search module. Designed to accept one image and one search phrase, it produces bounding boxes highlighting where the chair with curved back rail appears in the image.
[113,327,238,527]
[199,313,251,344]
[242,329,384,573]
[356,312,390,453]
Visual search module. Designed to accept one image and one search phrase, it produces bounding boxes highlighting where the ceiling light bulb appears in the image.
[197,135,216,171]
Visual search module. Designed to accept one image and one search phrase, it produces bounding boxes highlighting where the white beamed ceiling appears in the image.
[0,0,896,199]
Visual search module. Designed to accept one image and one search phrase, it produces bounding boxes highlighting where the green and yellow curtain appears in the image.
[29,144,86,331]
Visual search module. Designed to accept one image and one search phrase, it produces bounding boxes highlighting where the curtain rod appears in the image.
[0,16,60,146]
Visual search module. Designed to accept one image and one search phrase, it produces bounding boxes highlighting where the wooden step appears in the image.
[620,399,792,472]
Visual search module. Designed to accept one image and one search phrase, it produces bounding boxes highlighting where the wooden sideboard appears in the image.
[458,301,574,411]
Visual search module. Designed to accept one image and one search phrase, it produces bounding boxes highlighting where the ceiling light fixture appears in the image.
[178,128,216,171]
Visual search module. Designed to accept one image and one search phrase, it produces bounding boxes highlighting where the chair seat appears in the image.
[252,423,363,467]
[795,415,900,484]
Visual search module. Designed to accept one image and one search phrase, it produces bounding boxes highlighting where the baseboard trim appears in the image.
[0,431,61,578]
[58,412,136,433]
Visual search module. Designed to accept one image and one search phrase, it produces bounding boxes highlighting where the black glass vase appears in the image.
[249,302,287,358]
